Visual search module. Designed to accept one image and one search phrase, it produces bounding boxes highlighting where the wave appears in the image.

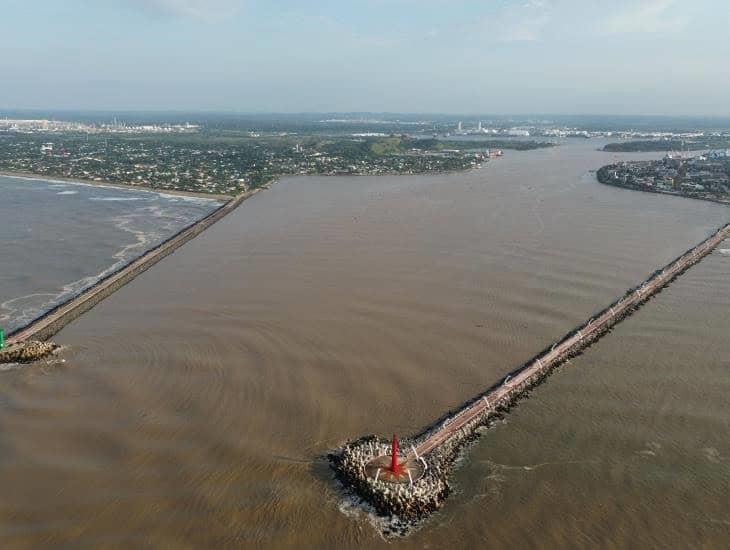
[3,174,220,204]
[0,199,217,334]
[0,293,59,332]
[89,196,146,202]
[157,192,224,206]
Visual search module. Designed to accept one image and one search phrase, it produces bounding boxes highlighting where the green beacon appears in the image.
[0,328,4,349]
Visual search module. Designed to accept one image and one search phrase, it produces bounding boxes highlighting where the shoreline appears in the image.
[0,169,234,200]
[5,183,270,345]
[288,159,490,180]
[595,165,730,207]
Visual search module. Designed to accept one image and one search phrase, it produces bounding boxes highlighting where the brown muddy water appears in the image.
[1,140,728,548]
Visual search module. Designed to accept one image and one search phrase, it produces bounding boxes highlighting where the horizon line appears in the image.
[2,109,730,120]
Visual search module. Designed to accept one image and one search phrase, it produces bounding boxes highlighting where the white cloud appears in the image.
[126,0,243,21]
[603,0,688,34]
[474,0,552,42]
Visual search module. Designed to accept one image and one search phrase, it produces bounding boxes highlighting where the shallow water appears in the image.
[0,176,222,333]
[0,140,728,547]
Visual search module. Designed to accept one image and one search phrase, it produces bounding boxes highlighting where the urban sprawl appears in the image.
[2,116,730,198]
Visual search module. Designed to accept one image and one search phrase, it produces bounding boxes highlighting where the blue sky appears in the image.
[2,0,729,114]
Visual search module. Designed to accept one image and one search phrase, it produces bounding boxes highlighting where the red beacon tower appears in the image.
[363,432,425,484]
[390,434,402,475]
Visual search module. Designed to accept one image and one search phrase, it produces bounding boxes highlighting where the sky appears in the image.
[1,0,729,115]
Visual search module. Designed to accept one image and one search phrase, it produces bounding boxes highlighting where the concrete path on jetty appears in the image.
[6,188,262,346]
[415,222,730,457]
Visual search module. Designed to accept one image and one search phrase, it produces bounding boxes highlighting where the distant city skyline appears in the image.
[2,0,730,115]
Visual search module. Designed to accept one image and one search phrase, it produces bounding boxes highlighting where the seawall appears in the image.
[6,187,264,345]
[331,222,730,527]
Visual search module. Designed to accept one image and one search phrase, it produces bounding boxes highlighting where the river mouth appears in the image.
[0,139,729,548]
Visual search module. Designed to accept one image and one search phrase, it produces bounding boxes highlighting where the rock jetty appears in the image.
[330,222,730,532]
[0,341,59,364]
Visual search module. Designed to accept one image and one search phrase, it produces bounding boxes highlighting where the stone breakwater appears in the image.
[0,341,59,364]
[330,436,449,524]
[5,188,263,346]
[331,222,730,528]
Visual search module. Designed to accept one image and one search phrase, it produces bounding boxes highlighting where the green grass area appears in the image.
[369,137,403,155]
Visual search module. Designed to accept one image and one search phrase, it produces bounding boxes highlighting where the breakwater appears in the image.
[5,188,263,346]
[0,341,59,364]
[331,222,730,528]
